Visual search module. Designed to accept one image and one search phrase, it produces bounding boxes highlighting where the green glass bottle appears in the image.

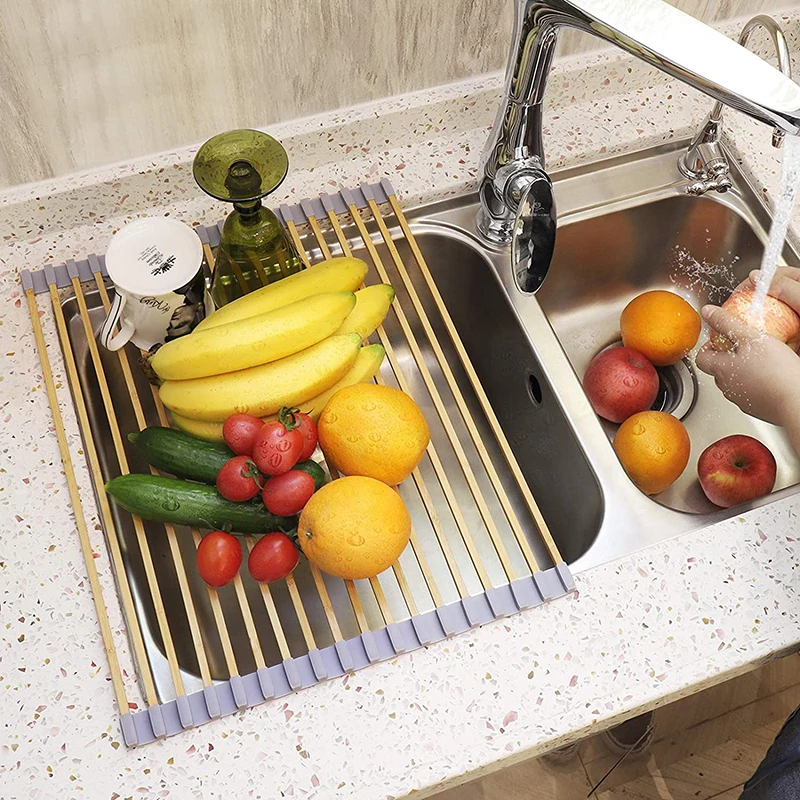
[193,130,303,308]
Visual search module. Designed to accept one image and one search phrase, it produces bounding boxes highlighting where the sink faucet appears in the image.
[680,15,793,196]
[479,0,800,294]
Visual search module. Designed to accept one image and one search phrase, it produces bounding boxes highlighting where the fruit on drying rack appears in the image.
[150,291,357,381]
[158,332,362,421]
[168,343,387,440]
[194,256,369,331]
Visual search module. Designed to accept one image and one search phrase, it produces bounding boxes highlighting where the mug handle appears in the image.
[99,293,134,351]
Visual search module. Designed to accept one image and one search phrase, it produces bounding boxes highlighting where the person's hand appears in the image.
[741,267,800,314]
[695,304,800,427]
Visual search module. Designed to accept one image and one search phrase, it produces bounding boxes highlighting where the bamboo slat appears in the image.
[358,202,520,581]
[339,207,502,588]
[93,276,213,688]
[25,289,131,719]
[70,277,186,698]
[303,216,435,616]
[293,213,462,602]
[387,193,564,566]
[46,284,158,704]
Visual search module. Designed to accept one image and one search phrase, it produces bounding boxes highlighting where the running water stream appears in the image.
[749,134,800,322]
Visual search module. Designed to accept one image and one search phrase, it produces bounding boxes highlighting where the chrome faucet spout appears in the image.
[479,0,800,260]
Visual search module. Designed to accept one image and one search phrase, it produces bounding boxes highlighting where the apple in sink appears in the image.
[583,346,659,423]
[697,434,777,508]
[710,286,800,351]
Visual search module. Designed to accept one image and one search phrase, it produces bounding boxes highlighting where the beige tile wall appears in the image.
[0,0,790,188]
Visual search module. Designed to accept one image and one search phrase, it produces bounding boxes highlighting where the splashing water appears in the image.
[669,245,740,304]
[749,134,800,322]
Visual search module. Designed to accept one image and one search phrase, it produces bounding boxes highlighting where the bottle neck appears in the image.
[231,198,262,217]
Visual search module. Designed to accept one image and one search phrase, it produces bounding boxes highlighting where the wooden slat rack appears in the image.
[21,178,574,746]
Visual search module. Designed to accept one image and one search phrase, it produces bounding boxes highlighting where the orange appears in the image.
[613,411,690,495]
[318,384,430,485]
[297,476,411,579]
[620,290,701,366]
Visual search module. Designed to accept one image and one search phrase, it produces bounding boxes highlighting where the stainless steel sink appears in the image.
[61,140,800,703]
[402,141,800,573]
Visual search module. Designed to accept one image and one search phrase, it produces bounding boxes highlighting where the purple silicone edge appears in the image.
[510,575,544,609]
[175,694,194,729]
[256,667,274,699]
[308,648,327,680]
[203,685,221,718]
[283,658,302,691]
[117,563,574,746]
[385,622,407,654]
[19,181,395,295]
[119,713,138,747]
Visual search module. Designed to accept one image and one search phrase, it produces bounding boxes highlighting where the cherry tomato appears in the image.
[262,470,316,516]
[293,410,319,461]
[197,531,241,587]
[251,408,303,476]
[223,413,264,456]
[216,456,262,502]
[248,532,299,583]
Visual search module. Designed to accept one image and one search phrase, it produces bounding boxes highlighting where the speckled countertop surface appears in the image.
[3,10,800,800]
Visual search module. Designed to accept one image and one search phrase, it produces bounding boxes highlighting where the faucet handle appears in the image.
[511,171,556,294]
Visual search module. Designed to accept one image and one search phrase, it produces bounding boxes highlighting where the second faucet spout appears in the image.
[680,14,794,196]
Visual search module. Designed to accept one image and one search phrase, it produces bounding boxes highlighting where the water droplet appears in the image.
[655,445,667,455]
[161,498,180,512]
[632,423,646,436]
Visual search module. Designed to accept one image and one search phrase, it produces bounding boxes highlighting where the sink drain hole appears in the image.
[652,359,697,420]
[527,373,543,406]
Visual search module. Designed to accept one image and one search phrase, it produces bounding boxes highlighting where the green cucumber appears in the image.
[293,459,327,491]
[105,474,296,533]
[128,427,234,484]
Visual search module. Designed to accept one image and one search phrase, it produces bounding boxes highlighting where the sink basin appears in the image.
[538,193,800,515]
[401,142,800,572]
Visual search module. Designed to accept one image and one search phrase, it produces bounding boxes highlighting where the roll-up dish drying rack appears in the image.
[21,179,574,746]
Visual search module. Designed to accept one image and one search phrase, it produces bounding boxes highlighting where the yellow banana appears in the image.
[336,284,394,340]
[170,343,386,441]
[196,257,369,331]
[151,291,356,381]
[264,342,387,422]
[171,412,227,443]
[158,333,362,421]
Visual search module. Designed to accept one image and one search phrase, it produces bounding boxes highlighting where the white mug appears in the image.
[99,217,207,352]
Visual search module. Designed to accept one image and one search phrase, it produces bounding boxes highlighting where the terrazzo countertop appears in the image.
[3,9,800,799]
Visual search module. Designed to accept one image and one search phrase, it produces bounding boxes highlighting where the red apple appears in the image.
[697,434,776,508]
[583,347,659,423]
[710,286,800,351]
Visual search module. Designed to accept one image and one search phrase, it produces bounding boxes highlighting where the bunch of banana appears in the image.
[155,257,394,438]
